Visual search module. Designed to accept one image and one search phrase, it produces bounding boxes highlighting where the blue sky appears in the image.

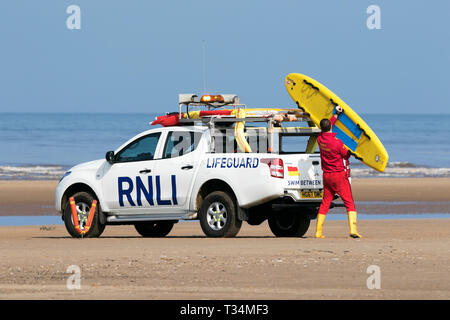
[0,1,448,114]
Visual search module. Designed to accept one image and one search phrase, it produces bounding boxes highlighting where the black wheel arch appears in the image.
[196,179,250,222]
[196,179,237,211]
[61,183,106,224]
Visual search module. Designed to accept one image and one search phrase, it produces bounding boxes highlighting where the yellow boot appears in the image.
[315,213,326,238]
[348,211,362,238]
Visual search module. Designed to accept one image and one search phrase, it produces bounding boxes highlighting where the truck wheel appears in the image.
[134,221,175,237]
[268,212,310,237]
[63,191,105,238]
[199,191,242,238]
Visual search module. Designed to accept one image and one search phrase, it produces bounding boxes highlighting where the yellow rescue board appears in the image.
[285,73,388,172]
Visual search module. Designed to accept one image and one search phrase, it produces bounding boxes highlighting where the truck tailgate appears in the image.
[283,154,323,201]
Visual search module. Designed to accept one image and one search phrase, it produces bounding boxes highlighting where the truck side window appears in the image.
[279,134,319,154]
[213,133,237,153]
[115,132,161,163]
[212,128,268,153]
[163,131,202,158]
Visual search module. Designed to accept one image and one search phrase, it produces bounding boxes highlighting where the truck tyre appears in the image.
[268,212,310,237]
[63,191,106,238]
[199,191,242,238]
[134,221,175,237]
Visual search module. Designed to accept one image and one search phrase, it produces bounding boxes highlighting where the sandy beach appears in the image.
[0,178,449,299]
[0,220,449,300]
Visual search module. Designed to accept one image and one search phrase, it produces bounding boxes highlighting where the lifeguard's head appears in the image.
[320,118,332,132]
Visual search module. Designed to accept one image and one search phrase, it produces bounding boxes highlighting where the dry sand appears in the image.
[0,178,449,299]
[0,220,449,300]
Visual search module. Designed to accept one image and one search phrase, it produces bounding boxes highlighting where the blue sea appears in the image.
[0,113,449,180]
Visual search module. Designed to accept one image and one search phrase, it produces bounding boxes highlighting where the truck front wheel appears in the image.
[63,191,105,238]
[268,212,310,237]
[199,191,242,238]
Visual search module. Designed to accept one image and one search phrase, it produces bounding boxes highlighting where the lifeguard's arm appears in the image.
[330,105,343,126]
[331,105,351,160]
[337,141,351,160]
[330,115,337,126]
[332,105,343,119]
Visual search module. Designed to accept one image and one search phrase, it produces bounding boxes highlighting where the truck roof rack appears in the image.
[150,94,320,139]
[177,94,314,125]
[174,94,321,154]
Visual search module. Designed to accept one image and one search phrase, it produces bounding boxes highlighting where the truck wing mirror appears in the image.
[105,151,116,164]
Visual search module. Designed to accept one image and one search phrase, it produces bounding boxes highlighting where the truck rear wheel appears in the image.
[199,191,242,238]
[268,212,310,237]
[134,221,175,237]
[63,191,105,238]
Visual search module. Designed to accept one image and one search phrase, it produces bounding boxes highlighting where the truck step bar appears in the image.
[106,213,194,224]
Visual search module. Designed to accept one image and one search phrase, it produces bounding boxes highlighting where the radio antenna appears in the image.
[202,40,207,94]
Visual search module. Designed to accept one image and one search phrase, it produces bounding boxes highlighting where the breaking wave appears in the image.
[0,165,67,180]
[348,161,450,178]
[0,161,449,180]
[351,165,450,178]
[385,162,417,168]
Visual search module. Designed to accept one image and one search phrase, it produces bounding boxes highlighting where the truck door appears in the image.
[154,130,203,211]
[101,132,161,213]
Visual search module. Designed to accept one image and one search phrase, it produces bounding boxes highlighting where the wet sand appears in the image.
[0,178,449,216]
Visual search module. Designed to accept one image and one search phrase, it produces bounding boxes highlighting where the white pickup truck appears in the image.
[55,94,342,238]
